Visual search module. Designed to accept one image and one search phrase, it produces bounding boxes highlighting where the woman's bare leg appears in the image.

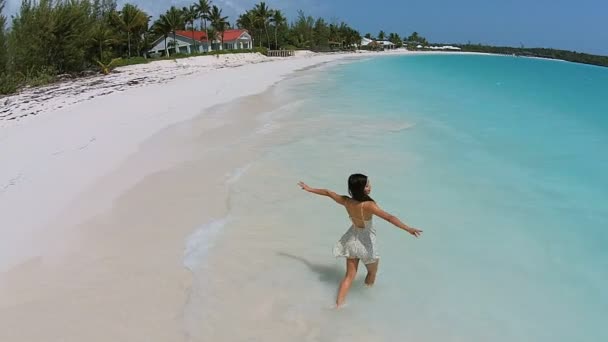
[364,260,379,287]
[336,258,359,307]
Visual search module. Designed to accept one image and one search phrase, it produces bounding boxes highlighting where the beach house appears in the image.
[148,29,253,56]
[360,37,396,50]
[360,37,374,47]
[379,40,396,49]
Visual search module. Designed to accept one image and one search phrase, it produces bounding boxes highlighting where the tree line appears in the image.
[0,0,362,94]
[456,44,608,68]
[237,8,360,51]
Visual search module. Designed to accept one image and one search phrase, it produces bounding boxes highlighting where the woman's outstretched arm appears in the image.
[298,181,346,205]
[365,202,422,237]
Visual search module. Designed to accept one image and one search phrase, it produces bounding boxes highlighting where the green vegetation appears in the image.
[403,32,429,50]
[193,0,211,51]
[0,0,150,94]
[112,3,148,58]
[96,57,122,75]
[237,6,360,52]
[456,44,608,67]
[0,0,361,95]
[388,33,403,48]
[208,5,229,47]
[0,0,7,76]
[400,33,608,68]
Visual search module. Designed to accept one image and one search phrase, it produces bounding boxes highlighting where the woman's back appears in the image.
[344,198,373,228]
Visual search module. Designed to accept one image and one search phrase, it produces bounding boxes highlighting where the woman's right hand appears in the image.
[297,181,312,192]
[406,227,423,238]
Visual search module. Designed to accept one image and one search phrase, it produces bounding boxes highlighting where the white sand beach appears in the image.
[0,49,415,341]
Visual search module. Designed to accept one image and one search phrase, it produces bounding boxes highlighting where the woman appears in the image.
[298,173,422,307]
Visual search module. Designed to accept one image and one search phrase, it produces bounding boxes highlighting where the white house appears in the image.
[360,38,397,50]
[360,37,374,47]
[149,29,253,56]
[379,40,396,49]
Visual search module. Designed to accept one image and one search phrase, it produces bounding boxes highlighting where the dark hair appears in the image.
[348,173,374,202]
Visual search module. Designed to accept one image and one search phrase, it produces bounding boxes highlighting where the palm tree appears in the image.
[349,29,362,49]
[336,22,357,50]
[182,5,198,52]
[163,6,184,54]
[137,17,156,57]
[270,9,285,49]
[254,2,273,49]
[378,30,386,41]
[236,11,254,31]
[388,33,399,45]
[152,16,172,56]
[152,19,165,56]
[193,0,212,51]
[91,23,117,61]
[114,4,148,58]
[407,32,420,43]
[208,5,228,49]
[388,32,401,47]
[237,10,259,47]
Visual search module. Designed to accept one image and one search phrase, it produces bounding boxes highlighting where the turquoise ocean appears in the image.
[185,54,608,341]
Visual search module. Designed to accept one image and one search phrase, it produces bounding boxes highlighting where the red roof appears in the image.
[174,29,248,42]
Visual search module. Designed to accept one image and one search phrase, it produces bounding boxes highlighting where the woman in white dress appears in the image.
[298,173,422,308]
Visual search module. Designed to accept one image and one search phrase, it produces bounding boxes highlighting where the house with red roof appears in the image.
[149,29,253,56]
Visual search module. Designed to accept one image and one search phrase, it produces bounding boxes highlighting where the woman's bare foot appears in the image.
[363,261,378,287]
[364,273,376,287]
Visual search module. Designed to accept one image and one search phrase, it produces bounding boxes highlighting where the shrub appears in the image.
[0,73,24,94]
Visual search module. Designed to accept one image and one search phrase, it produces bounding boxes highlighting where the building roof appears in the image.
[174,29,248,42]
[360,37,374,46]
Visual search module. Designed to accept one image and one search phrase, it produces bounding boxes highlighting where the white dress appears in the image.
[333,206,379,265]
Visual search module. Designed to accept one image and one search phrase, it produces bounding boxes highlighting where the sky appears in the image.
[4,0,607,55]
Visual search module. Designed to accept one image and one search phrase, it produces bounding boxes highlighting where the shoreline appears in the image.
[0,49,526,129]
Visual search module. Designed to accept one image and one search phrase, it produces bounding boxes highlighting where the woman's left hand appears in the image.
[407,227,423,238]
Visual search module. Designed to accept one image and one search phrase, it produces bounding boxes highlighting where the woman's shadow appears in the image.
[277,252,344,284]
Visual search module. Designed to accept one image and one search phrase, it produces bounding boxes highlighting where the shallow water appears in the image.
[185,55,608,341]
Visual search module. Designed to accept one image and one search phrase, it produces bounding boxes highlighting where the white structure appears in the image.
[360,37,396,50]
[428,45,462,50]
[360,37,374,47]
[149,29,253,56]
[379,40,396,49]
